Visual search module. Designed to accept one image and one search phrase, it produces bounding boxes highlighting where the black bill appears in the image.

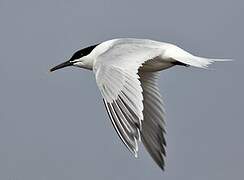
[50,60,73,72]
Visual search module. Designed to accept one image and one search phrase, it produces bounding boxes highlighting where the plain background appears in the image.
[0,0,243,179]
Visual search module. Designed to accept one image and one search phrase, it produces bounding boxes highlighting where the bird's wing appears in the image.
[139,71,166,170]
[94,41,162,156]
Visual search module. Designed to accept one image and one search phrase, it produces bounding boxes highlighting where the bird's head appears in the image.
[50,44,99,72]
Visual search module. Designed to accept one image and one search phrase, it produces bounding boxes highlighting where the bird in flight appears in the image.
[50,38,229,171]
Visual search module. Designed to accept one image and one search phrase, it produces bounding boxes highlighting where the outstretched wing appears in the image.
[139,71,166,170]
[93,39,162,156]
[100,67,143,156]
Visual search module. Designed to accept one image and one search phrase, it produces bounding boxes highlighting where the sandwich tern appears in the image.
[50,38,229,171]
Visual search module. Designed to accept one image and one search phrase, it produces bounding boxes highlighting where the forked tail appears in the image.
[164,44,233,68]
[182,56,232,69]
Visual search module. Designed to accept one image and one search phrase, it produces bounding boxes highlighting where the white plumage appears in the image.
[50,38,230,170]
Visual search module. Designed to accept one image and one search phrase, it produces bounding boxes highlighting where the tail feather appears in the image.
[187,57,233,69]
[164,44,233,69]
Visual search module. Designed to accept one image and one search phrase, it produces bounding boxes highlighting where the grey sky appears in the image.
[0,0,243,179]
